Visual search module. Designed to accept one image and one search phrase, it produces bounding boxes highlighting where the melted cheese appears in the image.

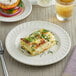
[0,0,17,5]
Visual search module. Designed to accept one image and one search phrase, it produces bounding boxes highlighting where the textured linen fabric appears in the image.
[62,47,76,76]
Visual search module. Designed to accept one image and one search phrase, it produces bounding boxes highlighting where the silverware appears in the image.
[0,40,8,76]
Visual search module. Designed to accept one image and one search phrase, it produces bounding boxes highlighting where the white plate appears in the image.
[0,0,32,22]
[5,21,71,66]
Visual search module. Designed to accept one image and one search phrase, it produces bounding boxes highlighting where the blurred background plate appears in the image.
[0,0,32,22]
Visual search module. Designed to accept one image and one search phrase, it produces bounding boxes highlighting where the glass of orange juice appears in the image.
[55,0,75,21]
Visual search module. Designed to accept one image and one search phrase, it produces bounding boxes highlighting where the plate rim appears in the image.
[5,21,71,66]
[0,0,32,22]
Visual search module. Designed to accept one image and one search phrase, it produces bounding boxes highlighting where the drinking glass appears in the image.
[55,0,75,21]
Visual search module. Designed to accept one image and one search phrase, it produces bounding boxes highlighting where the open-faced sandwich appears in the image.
[0,0,24,17]
[20,29,56,56]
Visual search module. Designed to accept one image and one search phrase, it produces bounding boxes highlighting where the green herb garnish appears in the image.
[31,48,35,51]
[47,50,53,54]
[56,40,59,45]
[41,34,46,38]
[18,0,24,8]
[40,52,45,57]
[1,8,14,14]
[31,45,35,47]
[33,31,41,36]
[6,9,14,14]
[45,37,50,41]
[25,37,34,42]
[41,34,50,41]
[31,45,36,51]
[42,29,49,33]
[21,46,25,50]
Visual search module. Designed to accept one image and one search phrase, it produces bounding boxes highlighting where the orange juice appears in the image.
[56,0,74,18]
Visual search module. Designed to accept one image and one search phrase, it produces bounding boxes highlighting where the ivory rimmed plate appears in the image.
[0,0,32,22]
[5,21,71,66]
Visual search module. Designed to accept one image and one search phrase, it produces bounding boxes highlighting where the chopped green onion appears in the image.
[47,51,53,54]
[56,40,59,45]
[42,29,49,33]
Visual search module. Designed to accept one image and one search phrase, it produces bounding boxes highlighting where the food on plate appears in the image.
[0,0,24,17]
[20,29,56,56]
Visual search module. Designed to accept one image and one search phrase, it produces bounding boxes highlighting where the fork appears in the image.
[0,40,8,76]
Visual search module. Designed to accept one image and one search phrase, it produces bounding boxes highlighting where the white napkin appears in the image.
[29,0,55,5]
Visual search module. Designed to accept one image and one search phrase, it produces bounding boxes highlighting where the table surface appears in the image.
[0,5,76,76]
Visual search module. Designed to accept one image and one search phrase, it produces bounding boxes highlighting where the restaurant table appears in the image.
[0,5,76,76]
